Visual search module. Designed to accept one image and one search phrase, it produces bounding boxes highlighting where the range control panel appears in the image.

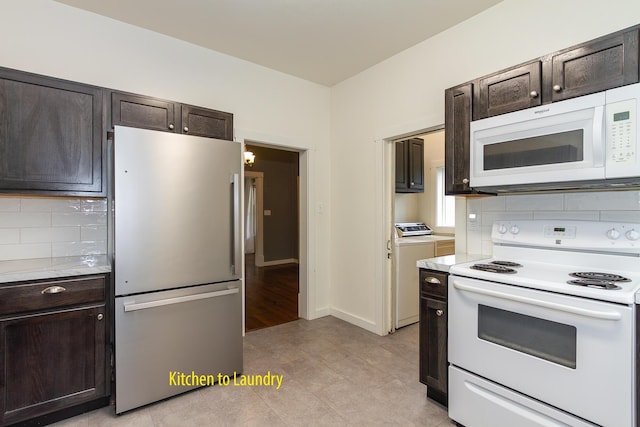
[492,220,640,253]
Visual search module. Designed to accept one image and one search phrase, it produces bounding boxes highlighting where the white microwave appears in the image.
[470,82,640,192]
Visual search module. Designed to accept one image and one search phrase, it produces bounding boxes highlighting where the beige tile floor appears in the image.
[53,316,454,426]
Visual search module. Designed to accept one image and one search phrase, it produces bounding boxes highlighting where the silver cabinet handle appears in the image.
[436,309,444,317]
[168,123,175,130]
[529,91,538,98]
[553,84,562,92]
[425,277,441,285]
[462,178,469,184]
[124,288,239,312]
[183,126,189,133]
[97,313,104,321]
[41,285,66,294]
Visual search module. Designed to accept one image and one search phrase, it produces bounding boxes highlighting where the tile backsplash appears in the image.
[466,190,640,255]
[0,196,107,261]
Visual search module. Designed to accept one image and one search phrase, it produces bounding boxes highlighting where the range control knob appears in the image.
[606,228,621,240]
[497,224,508,234]
[625,229,640,241]
[509,225,520,235]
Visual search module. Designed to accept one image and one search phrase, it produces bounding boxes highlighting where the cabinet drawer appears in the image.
[0,276,106,316]
[420,269,448,299]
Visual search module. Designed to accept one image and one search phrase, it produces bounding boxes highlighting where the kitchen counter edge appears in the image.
[417,253,486,273]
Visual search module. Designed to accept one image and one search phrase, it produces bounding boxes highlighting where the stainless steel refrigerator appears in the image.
[113,125,243,414]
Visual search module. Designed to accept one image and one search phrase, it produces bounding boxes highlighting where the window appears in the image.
[436,166,455,227]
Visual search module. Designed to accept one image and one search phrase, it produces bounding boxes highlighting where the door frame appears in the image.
[244,171,264,265]
[238,133,310,331]
[376,123,445,334]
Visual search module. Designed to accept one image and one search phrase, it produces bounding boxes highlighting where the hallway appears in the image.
[245,254,299,331]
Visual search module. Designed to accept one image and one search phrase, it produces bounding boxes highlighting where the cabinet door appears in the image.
[181,105,233,140]
[407,138,424,192]
[0,68,103,195]
[395,140,409,191]
[475,61,542,119]
[111,92,177,133]
[420,297,448,405]
[395,138,424,193]
[0,306,106,426]
[548,28,639,102]
[445,83,473,194]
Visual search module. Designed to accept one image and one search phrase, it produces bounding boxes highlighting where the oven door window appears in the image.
[482,130,584,171]
[478,305,577,368]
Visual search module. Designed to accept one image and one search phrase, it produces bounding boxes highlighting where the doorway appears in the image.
[244,144,300,332]
[385,126,452,333]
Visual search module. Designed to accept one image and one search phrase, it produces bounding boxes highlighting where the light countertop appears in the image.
[0,255,111,284]
[417,253,486,273]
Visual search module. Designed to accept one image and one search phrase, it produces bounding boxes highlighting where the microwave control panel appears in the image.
[605,83,639,178]
[607,99,635,163]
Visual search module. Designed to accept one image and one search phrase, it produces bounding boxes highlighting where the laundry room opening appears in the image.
[390,128,456,332]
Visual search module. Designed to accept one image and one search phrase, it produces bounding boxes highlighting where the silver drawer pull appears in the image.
[425,277,441,285]
[436,309,444,317]
[41,286,66,294]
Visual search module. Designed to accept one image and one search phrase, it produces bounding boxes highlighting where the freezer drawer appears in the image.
[115,281,242,414]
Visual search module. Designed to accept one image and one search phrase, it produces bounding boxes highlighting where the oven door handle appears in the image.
[453,280,622,321]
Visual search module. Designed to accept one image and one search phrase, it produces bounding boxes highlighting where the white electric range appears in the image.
[448,220,640,427]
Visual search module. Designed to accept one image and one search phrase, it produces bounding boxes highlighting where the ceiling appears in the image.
[55,0,502,86]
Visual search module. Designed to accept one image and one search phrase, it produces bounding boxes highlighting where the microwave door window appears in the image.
[483,130,584,171]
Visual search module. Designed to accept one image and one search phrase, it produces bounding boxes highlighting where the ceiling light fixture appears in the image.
[244,150,255,167]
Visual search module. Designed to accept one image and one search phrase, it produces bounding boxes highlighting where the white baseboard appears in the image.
[256,258,299,267]
[329,308,384,336]
[306,307,331,320]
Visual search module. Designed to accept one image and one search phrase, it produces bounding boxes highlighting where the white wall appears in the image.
[330,0,640,334]
[0,0,332,320]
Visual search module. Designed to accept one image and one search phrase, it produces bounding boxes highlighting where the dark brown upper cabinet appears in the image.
[445,83,473,195]
[546,28,639,103]
[111,92,177,133]
[0,68,104,196]
[395,138,424,193]
[445,24,640,195]
[111,92,233,141]
[474,61,542,120]
[181,104,233,140]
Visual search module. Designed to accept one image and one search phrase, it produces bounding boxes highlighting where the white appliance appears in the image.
[394,223,434,329]
[113,126,243,413]
[448,220,640,427]
[470,82,640,192]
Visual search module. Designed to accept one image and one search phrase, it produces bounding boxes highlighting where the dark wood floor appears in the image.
[245,253,299,332]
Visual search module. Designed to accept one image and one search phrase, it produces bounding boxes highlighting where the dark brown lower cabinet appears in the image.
[419,269,448,406]
[0,275,109,426]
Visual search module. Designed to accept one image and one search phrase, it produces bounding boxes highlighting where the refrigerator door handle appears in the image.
[231,173,241,276]
[123,287,240,312]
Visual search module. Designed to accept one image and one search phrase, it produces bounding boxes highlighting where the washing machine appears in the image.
[393,222,435,329]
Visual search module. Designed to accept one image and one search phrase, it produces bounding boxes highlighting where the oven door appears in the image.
[470,91,606,189]
[449,275,635,427]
